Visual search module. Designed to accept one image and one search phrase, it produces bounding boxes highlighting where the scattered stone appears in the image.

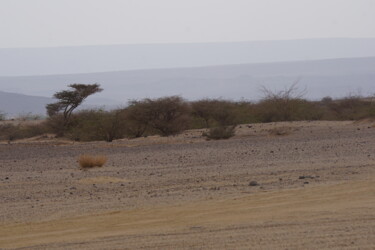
[304,182,309,184]
[299,175,314,180]
[249,181,259,186]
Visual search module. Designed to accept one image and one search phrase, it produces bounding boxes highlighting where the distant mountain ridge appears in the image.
[0,91,52,117]
[1,38,375,76]
[0,91,117,117]
[1,57,375,117]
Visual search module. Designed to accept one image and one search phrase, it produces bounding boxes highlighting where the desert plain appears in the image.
[0,120,375,249]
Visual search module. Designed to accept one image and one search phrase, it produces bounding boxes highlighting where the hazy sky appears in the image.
[1,0,374,48]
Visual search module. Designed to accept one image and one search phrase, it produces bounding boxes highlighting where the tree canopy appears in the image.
[46,83,102,126]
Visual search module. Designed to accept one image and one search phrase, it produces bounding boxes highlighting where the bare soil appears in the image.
[1,121,375,249]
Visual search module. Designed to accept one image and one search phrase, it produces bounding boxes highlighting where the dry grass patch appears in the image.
[78,154,108,169]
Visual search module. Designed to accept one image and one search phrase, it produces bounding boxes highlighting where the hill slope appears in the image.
[0,91,52,117]
[1,57,374,107]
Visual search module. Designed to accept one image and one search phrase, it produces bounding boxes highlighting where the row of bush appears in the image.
[0,123,48,141]
[1,94,375,142]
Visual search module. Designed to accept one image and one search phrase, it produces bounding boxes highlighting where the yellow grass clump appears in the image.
[78,154,108,169]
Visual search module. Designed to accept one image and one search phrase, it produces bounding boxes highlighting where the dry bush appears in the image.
[0,124,18,141]
[0,122,49,141]
[126,96,190,136]
[325,96,375,120]
[256,98,323,122]
[120,105,150,138]
[191,99,222,128]
[191,99,239,128]
[78,154,108,169]
[209,101,238,126]
[46,114,66,137]
[47,109,127,142]
[256,83,323,122]
[203,125,236,140]
[66,109,127,142]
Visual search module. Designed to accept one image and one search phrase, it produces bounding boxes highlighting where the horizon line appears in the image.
[1,37,375,50]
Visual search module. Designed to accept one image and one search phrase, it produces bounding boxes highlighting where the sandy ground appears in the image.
[0,121,375,249]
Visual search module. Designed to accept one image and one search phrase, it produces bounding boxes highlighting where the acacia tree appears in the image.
[46,84,103,127]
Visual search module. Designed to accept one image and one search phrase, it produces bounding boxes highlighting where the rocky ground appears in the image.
[0,121,375,249]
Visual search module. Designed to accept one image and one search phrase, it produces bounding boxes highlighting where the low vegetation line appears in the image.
[1,83,374,142]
